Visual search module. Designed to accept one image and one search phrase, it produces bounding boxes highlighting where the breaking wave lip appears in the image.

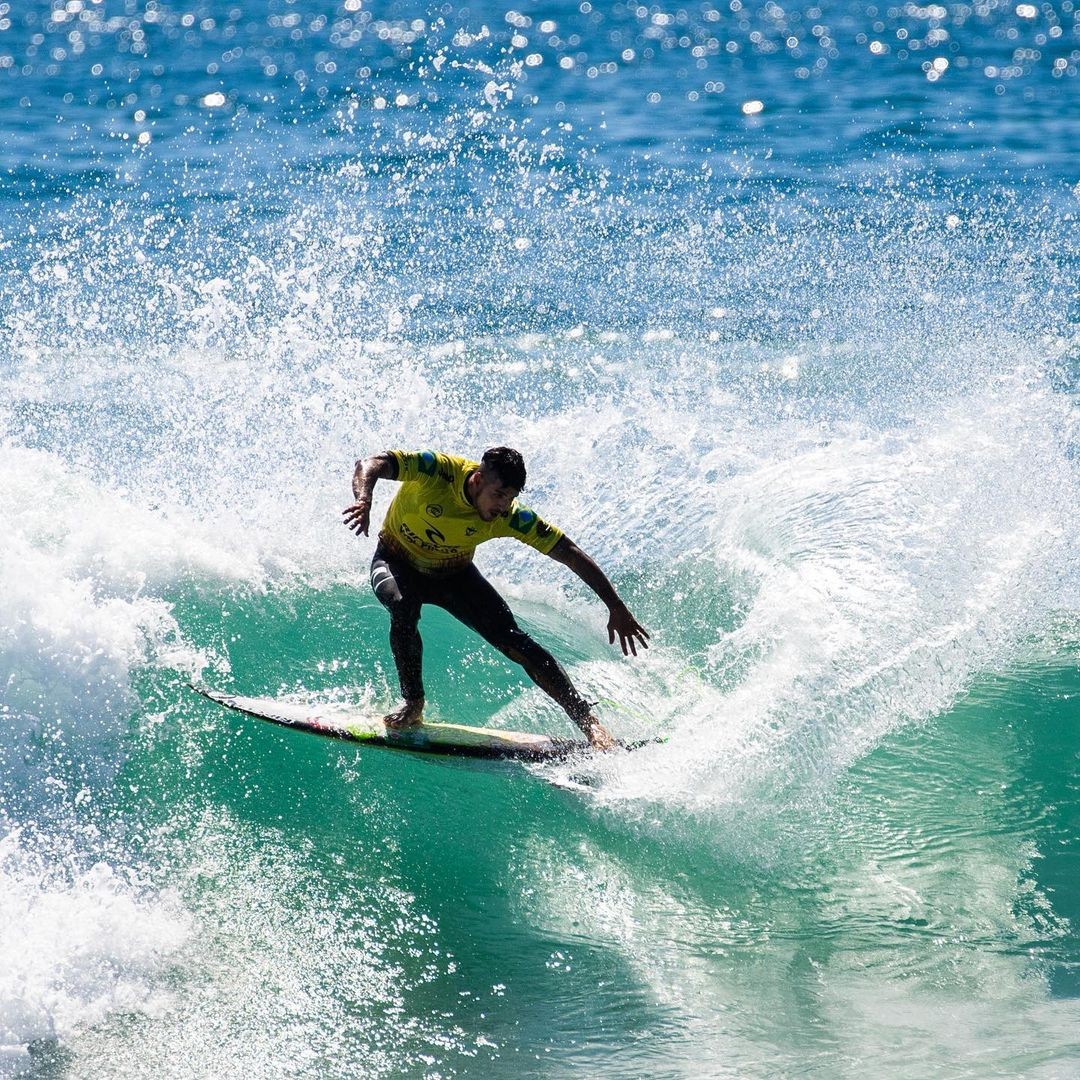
[0,450,231,1074]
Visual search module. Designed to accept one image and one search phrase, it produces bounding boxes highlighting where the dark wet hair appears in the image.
[480,446,527,491]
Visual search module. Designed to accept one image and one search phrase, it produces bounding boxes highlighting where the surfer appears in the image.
[343,447,649,751]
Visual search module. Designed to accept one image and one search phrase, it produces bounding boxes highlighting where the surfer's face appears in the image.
[471,467,519,521]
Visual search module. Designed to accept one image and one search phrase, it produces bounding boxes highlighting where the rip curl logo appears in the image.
[509,508,536,535]
[426,504,443,518]
[399,522,459,554]
[465,526,477,536]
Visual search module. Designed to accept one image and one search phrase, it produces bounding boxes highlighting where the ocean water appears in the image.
[2,0,1079,1075]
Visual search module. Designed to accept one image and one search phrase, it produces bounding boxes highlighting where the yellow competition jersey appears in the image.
[378,450,564,573]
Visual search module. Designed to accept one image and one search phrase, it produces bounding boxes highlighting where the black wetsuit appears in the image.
[370,542,592,724]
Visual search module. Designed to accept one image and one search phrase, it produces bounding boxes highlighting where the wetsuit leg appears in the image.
[430,565,592,727]
[370,545,425,703]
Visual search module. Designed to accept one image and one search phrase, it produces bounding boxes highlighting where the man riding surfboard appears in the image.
[343,447,649,751]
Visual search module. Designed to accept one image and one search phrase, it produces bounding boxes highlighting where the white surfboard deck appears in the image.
[191,684,595,761]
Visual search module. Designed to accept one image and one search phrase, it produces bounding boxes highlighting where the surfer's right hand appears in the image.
[342,497,371,536]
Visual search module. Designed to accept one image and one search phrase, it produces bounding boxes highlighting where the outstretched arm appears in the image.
[548,537,650,656]
[342,452,397,536]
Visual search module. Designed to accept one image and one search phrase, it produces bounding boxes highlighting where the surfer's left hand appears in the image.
[607,604,650,657]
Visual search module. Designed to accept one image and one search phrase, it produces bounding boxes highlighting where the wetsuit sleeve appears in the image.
[496,503,565,555]
[387,450,454,487]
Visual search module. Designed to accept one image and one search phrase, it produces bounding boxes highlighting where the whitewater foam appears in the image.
[0,828,190,1078]
[0,444,259,805]
[551,366,1078,821]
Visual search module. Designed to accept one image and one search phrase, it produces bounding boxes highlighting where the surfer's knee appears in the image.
[501,633,589,717]
[496,626,531,661]
[372,569,420,629]
[371,567,400,605]
[501,630,556,674]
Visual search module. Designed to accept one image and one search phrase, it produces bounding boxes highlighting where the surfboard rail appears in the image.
[189,683,595,761]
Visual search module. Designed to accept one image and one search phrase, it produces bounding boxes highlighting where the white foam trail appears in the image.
[55,808,474,1078]
[548,368,1079,817]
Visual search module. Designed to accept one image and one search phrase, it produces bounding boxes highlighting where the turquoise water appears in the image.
[2,0,1079,1076]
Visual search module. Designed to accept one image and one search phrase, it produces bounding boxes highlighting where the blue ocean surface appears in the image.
[1,0,1078,1076]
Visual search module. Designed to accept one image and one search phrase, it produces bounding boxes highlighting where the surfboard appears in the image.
[190,684,638,762]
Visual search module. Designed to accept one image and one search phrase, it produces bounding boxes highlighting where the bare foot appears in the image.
[583,715,616,752]
[383,700,424,730]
